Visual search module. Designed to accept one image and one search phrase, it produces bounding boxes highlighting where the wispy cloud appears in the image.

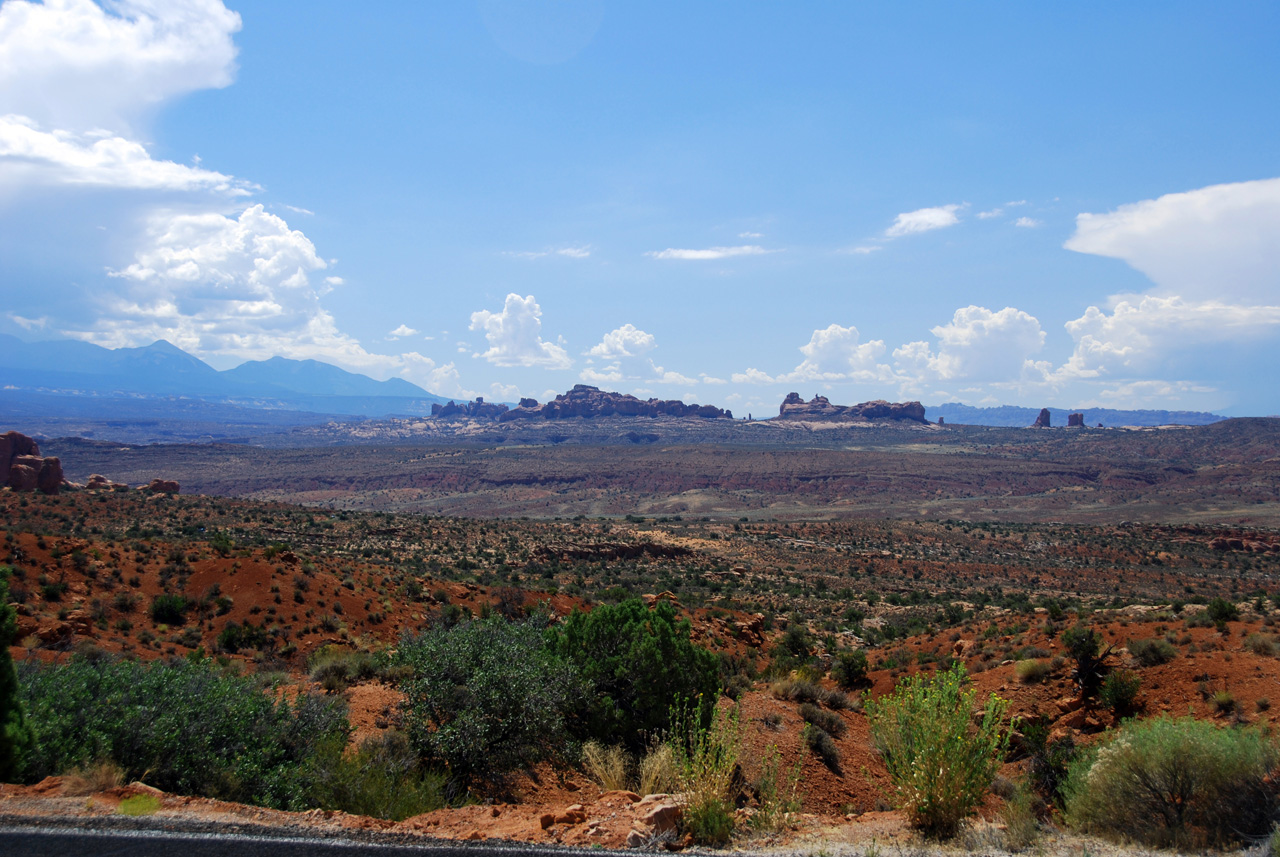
[884,204,964,239]
[646,245,771,261]
[505,246,591,260]
[1014,216,1041,228]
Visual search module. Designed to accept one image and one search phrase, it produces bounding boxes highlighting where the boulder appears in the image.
[146,479,180,494]
[1033,408,1052,428]
[8,461,40,492]
[85,474,127,491]
[37,457,62,495]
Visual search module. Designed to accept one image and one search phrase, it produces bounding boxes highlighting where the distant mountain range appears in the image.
[0,334,448,418]
[925,402,1226,428]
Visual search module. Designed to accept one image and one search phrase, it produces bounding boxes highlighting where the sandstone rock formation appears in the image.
[497,385,732,422]
[1033,408,1052,428]
[2,430,62,494]
[146,479,180,494]
[431,397,510,419]
[1067,412,1085,427]
[776,393,927,423]
[85,474,127,491]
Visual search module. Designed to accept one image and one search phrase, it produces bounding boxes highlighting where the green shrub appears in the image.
[866,663,1009,838]
[1099,670,1141,714]
[1063,715,1279,847]
[19,655,347,808]
[546,599,718,751]
[1206,597,1240,624]
[299,731,446,821]
[1128,637,1177,666]
[149,594,189,625]
[0,572,34,780]
[1020,716,1075,805]
[831,648,869,689]
[396,616,580,792]
[1060,624,1110,697]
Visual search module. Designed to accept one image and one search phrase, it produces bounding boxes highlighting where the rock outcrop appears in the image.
[1033,408,1052,428]
[497,385,732,422]
[776,393,927,424]
[431,397,510,420]
[145,479,180,494]
[1067,412,1085,427]
[2,430,62,494]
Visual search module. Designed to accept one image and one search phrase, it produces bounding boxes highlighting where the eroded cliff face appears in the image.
[776,393,927,424]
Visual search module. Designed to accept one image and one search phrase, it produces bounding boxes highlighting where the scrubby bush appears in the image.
[1245,633,1280,657]
[1128,637,1177,666]
[1014,659,1051,683]
[1207,597,1240,625]
[0,571,34,780]
[831,648,868,689]
[1099,670,1141,714]
[149,593,189,625]
[804,724,842,772]
[1060,624,1111,697]
[396,616,580,792]
[1063,715,1279,847]
[866,663,1009,838]
[19,655,347,807]
[769,677,822,704]
[299,731,446,821]
[798,702,846,738]
[547,599,718,751]
[1020,717,1075,804]
[750,744,801,832]
[670,702,741,846]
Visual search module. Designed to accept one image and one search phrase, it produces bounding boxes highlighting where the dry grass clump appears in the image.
[581,740,629,791]
[62,760,125,796]
[638,743,677,795]
[1014,659,1052,683]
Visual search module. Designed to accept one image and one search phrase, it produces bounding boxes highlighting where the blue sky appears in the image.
[2,1,1279,416]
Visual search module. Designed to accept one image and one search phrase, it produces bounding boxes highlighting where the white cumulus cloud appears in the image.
[0,0,241,135]
[0,115,250,193]
[387,324,418,340]
[894,305,1046,383]
[1059,295,1280,379]
[470,293,571,369]
[777,323,890,383]
[1065,177,1280,304]
[586,323,655,359]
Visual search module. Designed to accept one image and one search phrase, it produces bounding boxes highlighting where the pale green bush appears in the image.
[866,663,1008,838]
[1063,715,1279,847]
